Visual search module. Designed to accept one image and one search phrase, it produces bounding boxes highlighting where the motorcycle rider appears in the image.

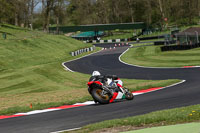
[90,71,122,86]
[89,71,123,103]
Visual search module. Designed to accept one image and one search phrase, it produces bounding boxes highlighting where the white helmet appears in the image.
[92,71,101,76]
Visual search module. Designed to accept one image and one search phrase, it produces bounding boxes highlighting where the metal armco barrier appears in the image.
[84,35,164,44]
[90,38,129,43]
[71,46,96,56]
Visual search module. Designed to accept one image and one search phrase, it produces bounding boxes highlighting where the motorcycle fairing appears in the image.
[87,81,103,86]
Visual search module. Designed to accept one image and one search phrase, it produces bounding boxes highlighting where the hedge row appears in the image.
[161,43,200,51]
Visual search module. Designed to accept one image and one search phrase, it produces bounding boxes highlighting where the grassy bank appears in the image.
[0,24,95,114]
[68,104,200,133]
[0,24,179,115]
[121,45,200,67]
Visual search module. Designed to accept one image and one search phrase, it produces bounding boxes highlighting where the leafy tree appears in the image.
[0,0,14,23]
[42,0,55,31]
[1,0,199,29]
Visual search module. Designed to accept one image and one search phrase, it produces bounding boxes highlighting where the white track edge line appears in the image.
[161,79,186,89]
[62,49,103,72]
[50,127,81,133]
[119,46,200,69]
[14,102,95,116]
[16,109,61,115]
[137,80,186,95]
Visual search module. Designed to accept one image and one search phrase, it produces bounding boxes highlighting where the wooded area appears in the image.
[0,0,200,31]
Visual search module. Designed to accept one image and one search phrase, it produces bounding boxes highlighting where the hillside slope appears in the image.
[0,24,94,112]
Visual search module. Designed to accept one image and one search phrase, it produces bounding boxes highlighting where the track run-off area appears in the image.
[0,43,200,133]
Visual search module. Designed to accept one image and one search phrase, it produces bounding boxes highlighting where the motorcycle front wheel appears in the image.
[124,88,134,100]
[91,87,110,104]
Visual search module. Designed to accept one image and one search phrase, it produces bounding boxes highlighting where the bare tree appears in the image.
[29,0,39,30]
[127,0,135,23]
[53,0,66,33]
[146,0,152,25]
[13,0,21,26]
[158,0,165,28]
[42,0,55,32]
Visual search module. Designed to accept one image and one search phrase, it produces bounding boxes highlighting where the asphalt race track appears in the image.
[0,43,200,133]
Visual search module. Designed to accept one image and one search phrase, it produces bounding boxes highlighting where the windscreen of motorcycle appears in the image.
[107,78,112,85]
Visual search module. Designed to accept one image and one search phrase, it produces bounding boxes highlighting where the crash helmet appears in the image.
[92,71,101,76]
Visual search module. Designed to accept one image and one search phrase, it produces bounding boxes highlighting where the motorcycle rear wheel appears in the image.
[91,88,110,104]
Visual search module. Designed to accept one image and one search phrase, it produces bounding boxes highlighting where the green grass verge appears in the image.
[0,24,96,114]
[121,45,200,67]
[68,104,200,133]
[0,24,180,115]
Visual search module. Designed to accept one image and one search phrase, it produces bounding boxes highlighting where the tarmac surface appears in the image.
[0,43,200,133]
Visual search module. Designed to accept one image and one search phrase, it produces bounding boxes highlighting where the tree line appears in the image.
[0,0,199,31]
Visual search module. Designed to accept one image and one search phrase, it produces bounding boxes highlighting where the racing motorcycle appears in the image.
[87,75,134,104]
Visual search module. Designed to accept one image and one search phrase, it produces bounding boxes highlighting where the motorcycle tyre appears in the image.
[91,88,110,104]
[125,91,134,100]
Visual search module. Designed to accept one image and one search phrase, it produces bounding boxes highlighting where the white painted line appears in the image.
[62,63,74,72]
[162,80,186,89]
[74,101,95,105]
[14,101,95,116]
[62,49,102,72]
[16,109,60,116]
[50,127,81,133]
[133,93,142,96]
[119,47,200,69]
[132,80,186,96]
